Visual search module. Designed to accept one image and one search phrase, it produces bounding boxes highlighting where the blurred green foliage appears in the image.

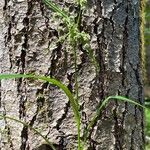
[145,107,150,149]
[145,97,150,149]
[145,102,150,136]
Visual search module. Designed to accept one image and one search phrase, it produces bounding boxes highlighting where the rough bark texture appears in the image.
[0,0,144,150]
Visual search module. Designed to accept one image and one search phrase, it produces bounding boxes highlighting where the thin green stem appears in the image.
[73,43,81,150]
[76,4,82,28]
[70,37,81,149]
[77,121,81,150]
[74,2,83,149]
[73,43,79,103]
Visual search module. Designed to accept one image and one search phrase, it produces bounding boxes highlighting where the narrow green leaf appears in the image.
[0,74,80,134]
[83,95,147,145]
[42,0,70,22]
[0,115,56,150]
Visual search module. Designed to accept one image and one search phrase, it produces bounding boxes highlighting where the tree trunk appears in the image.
[0,0,144,150]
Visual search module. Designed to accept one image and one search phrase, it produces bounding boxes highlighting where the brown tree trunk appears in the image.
[0,0,144,149]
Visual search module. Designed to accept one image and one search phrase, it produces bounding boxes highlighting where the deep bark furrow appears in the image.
[20,127,28,150]
[7,126,15,150]
[54,101,70,130]
[49,43,62,78]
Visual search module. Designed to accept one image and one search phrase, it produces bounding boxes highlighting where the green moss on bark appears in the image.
[139,0,146,82]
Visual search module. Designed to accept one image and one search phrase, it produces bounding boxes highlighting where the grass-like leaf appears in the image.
[0,115,56,150]
[0,74,81,149]
[0,74,79,122]
[83,95,147,145]
[42,0,70,22]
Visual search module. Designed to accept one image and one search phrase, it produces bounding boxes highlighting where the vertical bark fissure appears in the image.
[113,104,123,150]
[18,1,33,149]
[121,15,128,87]
[20,126,28,150]
[130,129,135,150]
[96,19,106,100]
[3,1,13,70]
[49,43,62,78]
[53,101,70,131]
[5,126,15,150]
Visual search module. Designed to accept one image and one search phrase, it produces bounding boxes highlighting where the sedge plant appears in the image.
[0,74,147,150]
[0,0,147,150]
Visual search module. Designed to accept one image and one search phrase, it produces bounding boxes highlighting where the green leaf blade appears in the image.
[0,74,80,130]
[42,0,70,22]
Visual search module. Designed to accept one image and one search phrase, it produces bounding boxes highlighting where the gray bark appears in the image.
[0,0,144,150]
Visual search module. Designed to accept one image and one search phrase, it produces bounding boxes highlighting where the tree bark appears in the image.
[0,0,144,150]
